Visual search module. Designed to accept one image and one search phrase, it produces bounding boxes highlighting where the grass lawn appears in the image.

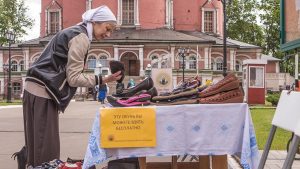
[251,108,292,150]
[0,100,22,106]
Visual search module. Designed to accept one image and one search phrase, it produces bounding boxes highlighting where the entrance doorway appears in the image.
[120,52,140,76]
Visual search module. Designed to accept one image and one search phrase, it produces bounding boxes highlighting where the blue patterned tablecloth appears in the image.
[83,103,259,169]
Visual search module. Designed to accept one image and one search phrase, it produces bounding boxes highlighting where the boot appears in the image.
[113,78,154,98]
[12,146,27,169]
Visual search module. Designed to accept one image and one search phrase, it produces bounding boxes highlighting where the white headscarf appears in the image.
[81,5,116,41]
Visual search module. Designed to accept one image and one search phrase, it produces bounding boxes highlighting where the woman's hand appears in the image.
[103,71,122,83]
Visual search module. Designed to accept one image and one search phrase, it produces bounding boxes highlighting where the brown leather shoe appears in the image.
[198,88,244,104]
[199,73,239,98]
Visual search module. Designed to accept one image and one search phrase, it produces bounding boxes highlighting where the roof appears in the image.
[102,28,214,43]
[16,29,261,49]
[261,54,281,61]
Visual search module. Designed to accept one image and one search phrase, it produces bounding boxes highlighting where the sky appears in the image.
[21,0,41,41]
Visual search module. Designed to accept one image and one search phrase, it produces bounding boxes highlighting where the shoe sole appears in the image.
[199,95,244,104]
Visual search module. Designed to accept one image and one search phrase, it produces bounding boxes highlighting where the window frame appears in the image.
[47,9,61,35]
[87,55,97,69]
[202,8,217,34]
[122,0,135,26]
[249,66,265,88]
[11,60,18,72]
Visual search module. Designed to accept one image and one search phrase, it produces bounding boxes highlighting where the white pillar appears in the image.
[295,54,299,80]
[139,47,144,75]
[208,48,212,69]
[276,62,279,73]
[230,49,234,71]
[170,0,174,29]
[113,45,119,60]
[135,0,140,27]
[0,78,4,95]
[256,52,261,59]
[23,48,29,70]
[165,0,171,28]
[0,51,3,72]
[204,47,209,69]
[171,46,175,68]
[117,0,122,26]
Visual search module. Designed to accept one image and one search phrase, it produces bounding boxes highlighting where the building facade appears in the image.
[0,0,267,99]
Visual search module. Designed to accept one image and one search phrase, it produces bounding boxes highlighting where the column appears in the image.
[256,52,261,59]
[230,49,234,71]
[276,62,279,73]
[295,54,298,80]
[208,48,212,69]
[135,0,140,27]
[113,45,119,61]
[0,51,3,72]
[204,48,209,69]
[139,47,144,75]
[170,0,174,29]
[0,78,4,95]
[117,0,122,27]
[23,48,29,70]
[165,0,170,28]
[171,46,175,68]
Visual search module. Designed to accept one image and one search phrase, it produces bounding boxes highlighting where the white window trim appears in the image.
[249,66,265,89]
[118,0,140,28]
[201,8,217,33]
[46,9,62,35]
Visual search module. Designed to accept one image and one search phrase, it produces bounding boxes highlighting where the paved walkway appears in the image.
[1,102,300,169]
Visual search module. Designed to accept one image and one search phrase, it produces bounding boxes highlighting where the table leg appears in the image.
[211,155,228,169]
[138,157,146,169]
[198,155,210,169]
[171,156,178,169]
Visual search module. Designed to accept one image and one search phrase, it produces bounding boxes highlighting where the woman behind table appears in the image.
[22,6,121,168]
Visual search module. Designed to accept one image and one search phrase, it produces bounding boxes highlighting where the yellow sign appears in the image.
[100,107,156,148]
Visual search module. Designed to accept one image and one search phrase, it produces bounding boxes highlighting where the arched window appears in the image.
[151,55,158,68]
[236,60,242,72]
[188,56,197,69]
[87,55,96,69]
[12,82,21,95]
[98,55,108,67]
[216,58,223,71]
[19,60,24,71]
[11,61,18,72]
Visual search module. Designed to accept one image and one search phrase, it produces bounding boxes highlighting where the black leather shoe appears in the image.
[113,77,154,97]
[135,87,158,98]
[116,83,125,94]
[109,61,125,83]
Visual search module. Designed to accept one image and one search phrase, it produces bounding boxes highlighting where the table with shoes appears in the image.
[82,61,259,169]
[82,103,259,169]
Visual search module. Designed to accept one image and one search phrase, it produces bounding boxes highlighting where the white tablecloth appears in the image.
[83,103,259,169]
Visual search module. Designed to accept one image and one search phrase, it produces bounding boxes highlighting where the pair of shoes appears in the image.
[199,73,240,98]
[107,94,151,107]
[109,61,125,83]
[198,87,244,104]
[112,77,154,98]
[160,76,201,96]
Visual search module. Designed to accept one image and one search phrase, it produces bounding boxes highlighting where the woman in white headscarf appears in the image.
[22,5,121,167]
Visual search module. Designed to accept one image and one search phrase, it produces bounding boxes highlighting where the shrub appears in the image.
[266,92,280,106]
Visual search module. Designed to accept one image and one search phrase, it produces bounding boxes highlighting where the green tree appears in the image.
[259,0,280,56]
[227,0,264,47]
[0,0,33,46]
